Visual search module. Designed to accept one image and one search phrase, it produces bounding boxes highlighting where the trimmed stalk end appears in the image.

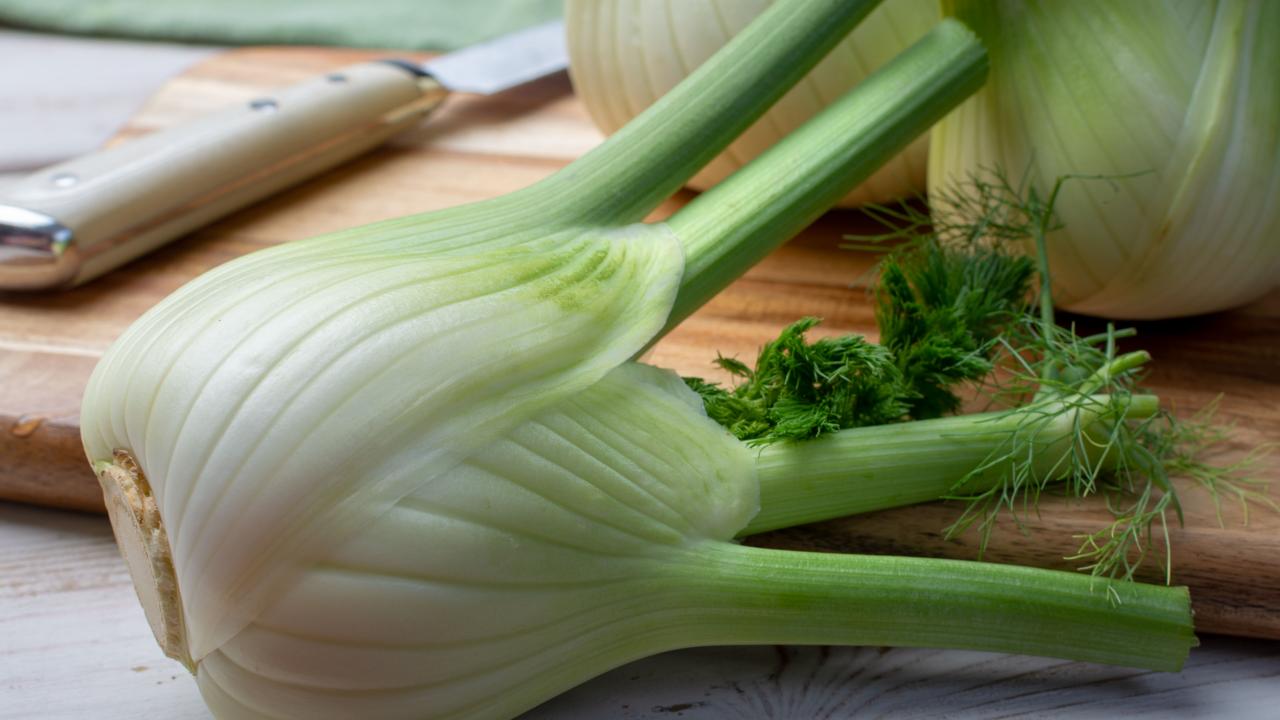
[96,449,193,673]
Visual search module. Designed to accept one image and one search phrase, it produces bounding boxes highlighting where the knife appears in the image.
[0,21,567,291]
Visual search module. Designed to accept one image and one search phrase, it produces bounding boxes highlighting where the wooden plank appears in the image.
[0,349,99,511]
[0,45,1277,642]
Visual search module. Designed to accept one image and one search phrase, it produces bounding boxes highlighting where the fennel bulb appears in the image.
[565,0,938,206]
[82,3,1194,718]
[929,0,1280,318]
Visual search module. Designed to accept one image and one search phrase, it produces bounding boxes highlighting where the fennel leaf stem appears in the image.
[674,541,1195,672]
[741,390,1160,536]
[540,0,885,227]
[663,19,988,331]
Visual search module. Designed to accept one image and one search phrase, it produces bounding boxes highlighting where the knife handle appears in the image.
[0,61,446,291]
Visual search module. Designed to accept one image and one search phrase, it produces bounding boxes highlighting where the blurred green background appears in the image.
[0,0,561,50]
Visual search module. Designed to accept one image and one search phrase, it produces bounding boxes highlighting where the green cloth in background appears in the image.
[0,0,562,51]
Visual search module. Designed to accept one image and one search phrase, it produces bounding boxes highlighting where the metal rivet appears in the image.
[249,98,279,113]
[51,172,79,188]
[326,73,348,84]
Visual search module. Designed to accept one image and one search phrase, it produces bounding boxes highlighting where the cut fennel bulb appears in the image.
[929,0,1280,318]
[81,4,1195,718]
[565,0,938,206]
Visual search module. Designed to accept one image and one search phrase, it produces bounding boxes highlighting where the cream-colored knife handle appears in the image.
[0,62,446,291]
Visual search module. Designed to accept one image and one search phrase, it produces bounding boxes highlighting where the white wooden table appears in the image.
[3,501,1279,719]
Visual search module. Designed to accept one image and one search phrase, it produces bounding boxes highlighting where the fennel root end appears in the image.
[97,450,192,673]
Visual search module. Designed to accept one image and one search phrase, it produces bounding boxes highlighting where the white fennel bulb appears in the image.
[84,220,690,663]
[929,0,1280,319]
[97,347,758,718]
[565,0,938,206]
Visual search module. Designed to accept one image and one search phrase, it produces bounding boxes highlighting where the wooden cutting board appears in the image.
[1,46,1277,639]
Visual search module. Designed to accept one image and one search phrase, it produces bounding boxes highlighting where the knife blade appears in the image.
[0,20,567,291]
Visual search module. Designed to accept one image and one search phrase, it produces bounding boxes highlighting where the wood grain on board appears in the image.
[0,46,1277,640]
